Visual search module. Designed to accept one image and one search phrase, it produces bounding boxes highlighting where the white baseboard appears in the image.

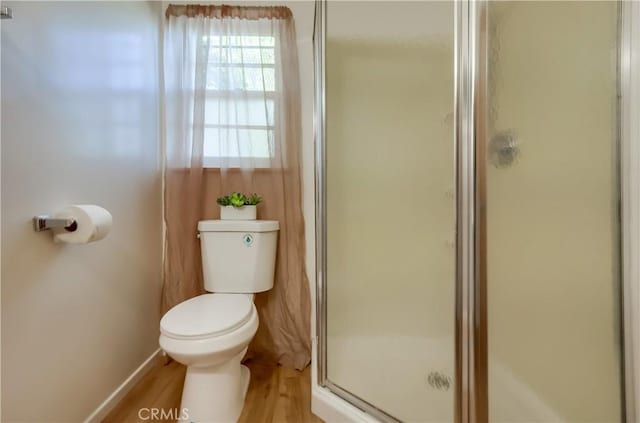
[84,348,163,423]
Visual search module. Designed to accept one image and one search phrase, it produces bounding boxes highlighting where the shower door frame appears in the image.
[311,1,402,421]
[313,1,640,422]
[621,1,640,422]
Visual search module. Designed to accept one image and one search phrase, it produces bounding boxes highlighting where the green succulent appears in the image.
[216,192,263,208]
[229,192,246,207]
[245,193,262,206]
[216,196,231,206]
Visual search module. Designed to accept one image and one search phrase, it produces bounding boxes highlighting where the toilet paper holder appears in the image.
[33,215,77,232]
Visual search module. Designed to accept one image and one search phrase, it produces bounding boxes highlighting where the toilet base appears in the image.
[179,351,250,423]
[240,364,250,399]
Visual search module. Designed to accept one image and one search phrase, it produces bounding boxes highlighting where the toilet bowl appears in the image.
[160,294,259,423]
[160,219,278,423]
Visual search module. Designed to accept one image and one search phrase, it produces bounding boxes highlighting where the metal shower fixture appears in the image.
[1,6,12,19]
[489,130,520,168]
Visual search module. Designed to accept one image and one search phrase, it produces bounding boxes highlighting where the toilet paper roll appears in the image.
[53,205,112,244]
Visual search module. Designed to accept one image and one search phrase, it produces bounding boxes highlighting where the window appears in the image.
[203,35,276,168]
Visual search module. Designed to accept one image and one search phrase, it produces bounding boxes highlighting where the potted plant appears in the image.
[216,192,262,220]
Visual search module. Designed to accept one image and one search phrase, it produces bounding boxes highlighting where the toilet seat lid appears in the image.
[160,294,254,339]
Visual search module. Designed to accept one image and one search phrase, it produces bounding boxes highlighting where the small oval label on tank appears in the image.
[242,234,254,247]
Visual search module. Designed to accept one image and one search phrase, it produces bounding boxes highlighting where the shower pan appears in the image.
[312,1,640,422]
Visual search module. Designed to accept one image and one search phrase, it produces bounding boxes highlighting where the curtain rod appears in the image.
[165,4,292,20]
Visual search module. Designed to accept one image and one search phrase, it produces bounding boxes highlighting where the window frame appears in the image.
[202,35,277,169]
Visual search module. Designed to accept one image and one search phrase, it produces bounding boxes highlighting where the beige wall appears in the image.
[487,2,621,421]
[326,39,455,338]
[1,2,163,421]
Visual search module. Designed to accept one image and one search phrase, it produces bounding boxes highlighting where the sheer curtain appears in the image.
[163,5,310,370]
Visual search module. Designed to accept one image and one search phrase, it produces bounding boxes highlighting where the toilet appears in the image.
[159,219,279,423]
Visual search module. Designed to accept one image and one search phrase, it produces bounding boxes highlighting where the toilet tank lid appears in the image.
[198,219,279,232]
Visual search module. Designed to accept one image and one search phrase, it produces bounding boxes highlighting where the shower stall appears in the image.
[312,1,640,422]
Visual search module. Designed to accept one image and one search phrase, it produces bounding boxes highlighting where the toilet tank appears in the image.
[197,220,279,293]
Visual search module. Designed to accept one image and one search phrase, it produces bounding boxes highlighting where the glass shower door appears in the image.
[484,2,624,421]
[322,1,456,421]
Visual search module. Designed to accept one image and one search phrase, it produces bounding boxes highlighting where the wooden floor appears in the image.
[103,358,323,423]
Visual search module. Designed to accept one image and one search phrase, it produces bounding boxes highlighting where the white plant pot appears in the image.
[220,205,257,220]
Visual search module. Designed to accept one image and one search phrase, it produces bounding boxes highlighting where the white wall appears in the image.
[1,2,163,421]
